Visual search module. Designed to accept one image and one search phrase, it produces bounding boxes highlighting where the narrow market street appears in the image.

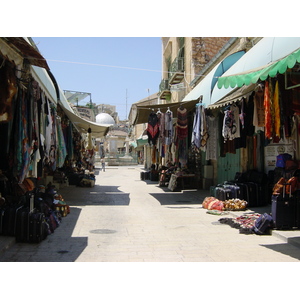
[0,165,299,262]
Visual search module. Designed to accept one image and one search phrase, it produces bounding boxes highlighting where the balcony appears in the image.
[169,56,184,84]
[158,79,171,100]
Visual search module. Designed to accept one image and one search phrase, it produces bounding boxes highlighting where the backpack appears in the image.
[252,213,273,235]
[276,153,292,168]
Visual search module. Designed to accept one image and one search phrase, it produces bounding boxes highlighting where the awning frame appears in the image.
[132,99,200,125]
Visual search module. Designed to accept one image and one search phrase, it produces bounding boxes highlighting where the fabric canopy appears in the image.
[182,51,245,105]
[1,37,50,70]
[132,99,200,125]
[217,37,300,89]
[218,47,300,88]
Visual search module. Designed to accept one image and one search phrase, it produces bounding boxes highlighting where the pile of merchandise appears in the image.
[218,213,273,235]
[202,196,248,211]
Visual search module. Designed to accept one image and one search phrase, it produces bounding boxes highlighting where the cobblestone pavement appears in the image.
[0,166,300,262]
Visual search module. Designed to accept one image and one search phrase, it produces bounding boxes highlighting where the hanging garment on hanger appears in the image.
[200,105,209,148]
[231,104,240,139]
[273,80,281,139]
[147,111,159,146]
[222,109,237,142]
[177,106,188,140]
[264,80,272,139]
[206,114,218,160]
[191,105,201,148]
[158,111,165,151]
[164,110,173,145]
[253,87,265,127]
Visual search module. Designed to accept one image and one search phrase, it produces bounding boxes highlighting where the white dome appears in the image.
[96,113,115,125]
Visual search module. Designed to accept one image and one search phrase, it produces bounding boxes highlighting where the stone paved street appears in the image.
[1,166,300,262]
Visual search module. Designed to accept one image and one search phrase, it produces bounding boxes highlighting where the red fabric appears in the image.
[264,81,272,139]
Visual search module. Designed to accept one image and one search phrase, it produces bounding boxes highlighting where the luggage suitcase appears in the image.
[271,184,297,229]
[28,211,47,243]
[215,185,231,201]
[223,183,241,199]
[15,206,30,242]
[1,204,20,236]
[245,182,259,207]
[235,183,249,202]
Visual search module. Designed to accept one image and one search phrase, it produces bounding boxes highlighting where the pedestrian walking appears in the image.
[101,157,106,172]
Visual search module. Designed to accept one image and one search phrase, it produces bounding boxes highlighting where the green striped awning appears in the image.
[217,47,300,89]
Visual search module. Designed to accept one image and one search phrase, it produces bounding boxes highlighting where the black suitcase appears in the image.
[244,182,259,207]
[235,183,249,202]
[15,206,30,242]
[223,184,241,199]
[215,185,231,201]
[1,205,19,236]
[271,185,297,230]
[28,211,47,243]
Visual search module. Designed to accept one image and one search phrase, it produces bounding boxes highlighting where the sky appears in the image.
[32,37,162,120]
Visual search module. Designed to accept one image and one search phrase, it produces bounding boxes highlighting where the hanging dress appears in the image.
[264,80,272,139]
[164,110,173,145]
[147,111,159,146]
[177,106,188,140]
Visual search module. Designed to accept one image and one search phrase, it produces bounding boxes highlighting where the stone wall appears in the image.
[191,37,231,75]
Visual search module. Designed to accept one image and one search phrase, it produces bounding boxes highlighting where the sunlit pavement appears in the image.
[1,165,300,262]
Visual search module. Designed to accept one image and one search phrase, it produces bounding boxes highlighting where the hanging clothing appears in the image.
[191,105,201,148]
[264,80,272,139]
[157,111,165,157]
[273,80,281,139]
[200,106,209,149]
[176,106,188,140]
[147,111,159,146]
[205,114,218,160]
[222,109,237,142]
[253,87,265,127]
[231,104,240,139]
[164,110,173,145]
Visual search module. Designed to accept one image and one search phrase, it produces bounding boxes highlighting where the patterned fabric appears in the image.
[176,106,188,140]
[273,80,281,139]
[264,80,272,139]
[164,110,173,145]
[147,111,159,146]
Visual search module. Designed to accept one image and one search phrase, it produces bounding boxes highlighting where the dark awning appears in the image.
[133,99,199,125]
[1,37,50,70]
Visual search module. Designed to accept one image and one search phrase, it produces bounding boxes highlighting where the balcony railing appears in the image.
[169,56,184,84]
[158,79,171,100]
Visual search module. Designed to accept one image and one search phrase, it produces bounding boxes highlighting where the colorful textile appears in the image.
[273,80,281,139]
[164,110,173,145]
[264,80,272,139]
[147,111,159,145]
[176,106,188,140]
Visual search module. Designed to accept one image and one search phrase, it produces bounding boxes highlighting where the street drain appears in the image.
[90,229,117,234]
[57,250,69,254]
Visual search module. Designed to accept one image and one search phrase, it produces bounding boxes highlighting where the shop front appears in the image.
[0,38,109,243]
